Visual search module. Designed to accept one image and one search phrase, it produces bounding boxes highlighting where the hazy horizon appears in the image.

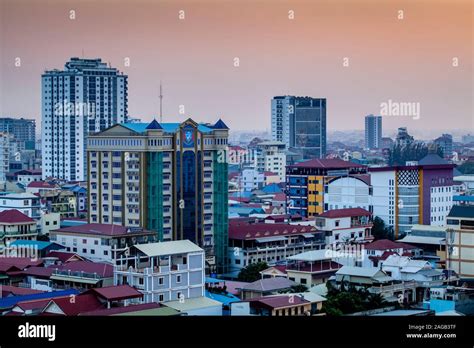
[1,0,472,133]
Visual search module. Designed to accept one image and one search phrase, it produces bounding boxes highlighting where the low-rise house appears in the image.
[285,249,342,286]
[228,219,325,277]
[0,289,79,314]
[80,302,181,316]
[0,209,38,248]
[397,225,447,261]
[8,240,64,258]
[48,261,114,291]
[41,293,104,316]
[236,277,296,300]
[334,266,417,303]
[14,169,42,185]
[164,297,223,316]
[0,257,43,285]
[114,240,205,303]
[39,212,61,236]
[25,181,58,195]
[49,223,158,263]
[82,285,143,308]
[0,193,41,220]
[246,295,312,316]
[314,208,374,246]
[381,254,445,300]
[363,239,421,267]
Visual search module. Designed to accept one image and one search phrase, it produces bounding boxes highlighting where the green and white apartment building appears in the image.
[87,118,229,273]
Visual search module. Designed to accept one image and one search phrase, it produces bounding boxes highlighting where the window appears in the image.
[82,239,87,244]
[159,294,164,302]
[176,275,181,283]
[103,250,108,255]
[73,247,77,252]
[82,248,87,253]
[335,220,340,227]
[138,277,144,285]
[94,240,99,245]
[301,278,307,284]
[91,249,95,254]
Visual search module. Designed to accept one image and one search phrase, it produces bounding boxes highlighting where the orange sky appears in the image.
[0,0,472,133]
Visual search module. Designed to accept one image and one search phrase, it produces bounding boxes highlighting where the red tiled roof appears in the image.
[229,197,251,203]
[365,239,404,250]
[249,295,309,309]
[15,298,53,312]
[272,193,286,201]
[265,215,290,222]
[1,285,43,297]
[0,257,43,270]
[45,251,85,263]
[369,251,397,261]
[51,223,151,237]
[21,266,55,278]
[27,181,56,189]
[396,242,418,250]
[289,158,366,169]
[263,171,277,176]
[85,285,143,301]
[44,294,104,316]
[80,303,164,316]
[318,208,371,219]
[229,222,318,240]
[0,209,36,223]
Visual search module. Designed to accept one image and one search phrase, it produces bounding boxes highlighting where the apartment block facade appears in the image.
[42,57,128,181]
[87,118,229,272]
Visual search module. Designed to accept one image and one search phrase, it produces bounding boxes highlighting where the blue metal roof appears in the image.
[453,195,474,202]
[205,277,224,284]
[262,184,283,194]
[205,290,240,306]
[9,240,63,251]
[0,289,79,309]
[121,122,213,134]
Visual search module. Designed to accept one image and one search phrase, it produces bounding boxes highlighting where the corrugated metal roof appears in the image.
[0,289,79,309]
[134,240,203,257]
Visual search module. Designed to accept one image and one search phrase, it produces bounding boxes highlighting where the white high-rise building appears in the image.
[0,133,10,182]
[254,141,287,182]
[41,58,128,181]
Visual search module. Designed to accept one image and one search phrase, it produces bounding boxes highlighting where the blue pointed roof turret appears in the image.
[213,118,229,130]
[145,119,163,130]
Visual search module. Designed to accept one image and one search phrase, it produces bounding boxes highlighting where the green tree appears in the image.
[237,262,268,282]
[371,216,393,240]
[458,161,474,174]
[388,142,442,166]
[366,293,387,310]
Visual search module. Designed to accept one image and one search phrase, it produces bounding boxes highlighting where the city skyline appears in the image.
[0,0,472,132]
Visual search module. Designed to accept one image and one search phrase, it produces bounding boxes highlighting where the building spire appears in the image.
[159,81,163,123]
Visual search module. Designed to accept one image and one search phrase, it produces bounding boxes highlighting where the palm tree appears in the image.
[366,293,387,309]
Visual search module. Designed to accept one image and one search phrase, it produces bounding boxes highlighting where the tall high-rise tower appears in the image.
[364,114,382,149]
[271,96,326,159]
[41,57,128,181]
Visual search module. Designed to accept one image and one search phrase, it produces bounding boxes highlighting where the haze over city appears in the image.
[1,0,472,132]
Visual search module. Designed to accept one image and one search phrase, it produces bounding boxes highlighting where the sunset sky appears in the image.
[0,0,472,133]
